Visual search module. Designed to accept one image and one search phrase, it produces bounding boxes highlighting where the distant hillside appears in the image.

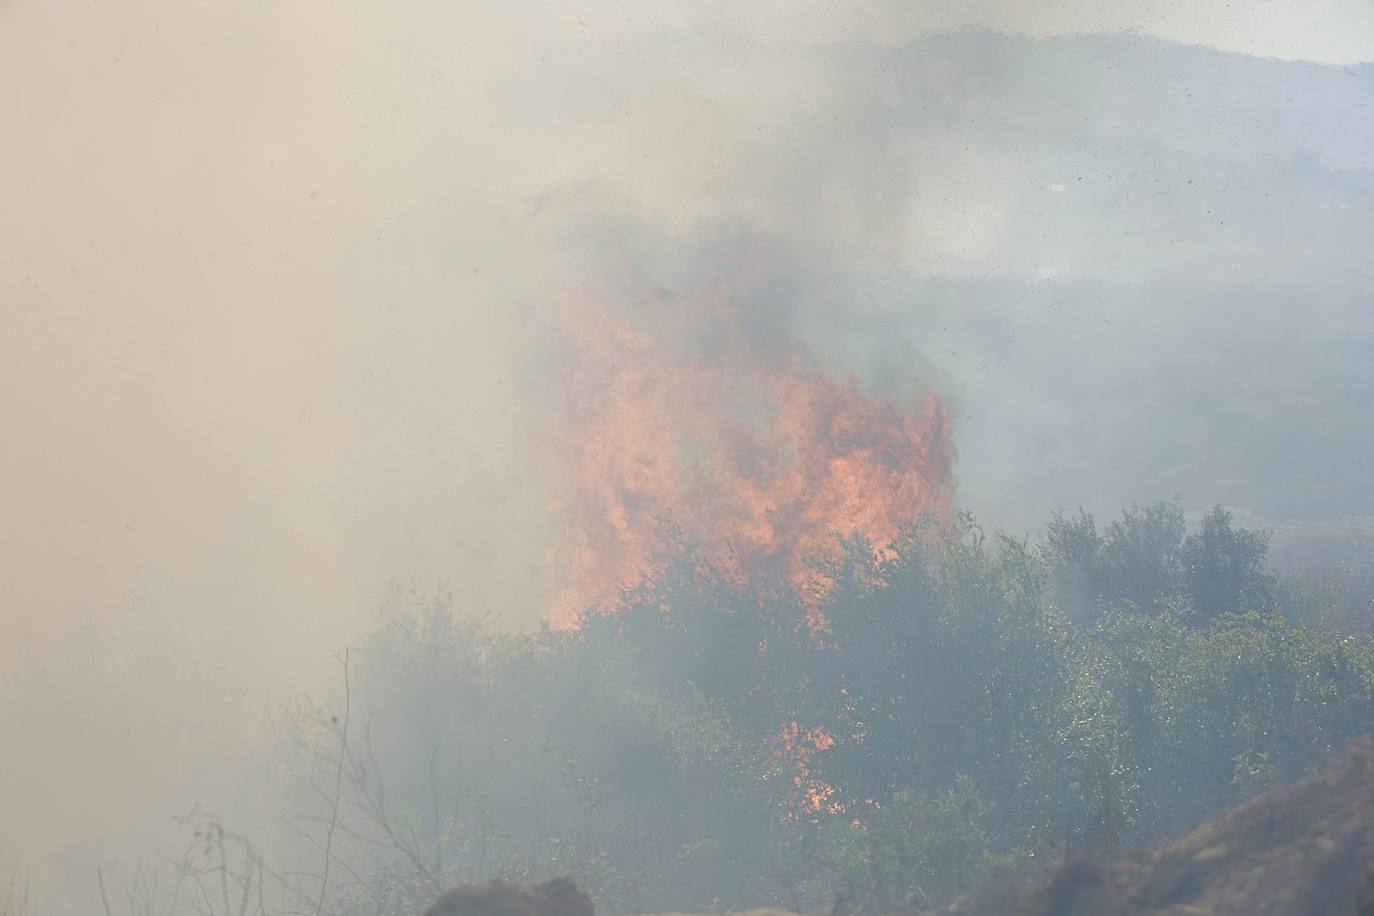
[796,31,1373,545]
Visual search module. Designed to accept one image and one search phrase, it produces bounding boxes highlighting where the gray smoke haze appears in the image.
[1,0,1372,908]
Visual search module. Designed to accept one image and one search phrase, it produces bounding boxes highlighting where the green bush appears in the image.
[262,506,1374,913]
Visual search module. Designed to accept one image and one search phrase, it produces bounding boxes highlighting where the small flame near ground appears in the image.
[774,721,845,815]
[547,274,956,630]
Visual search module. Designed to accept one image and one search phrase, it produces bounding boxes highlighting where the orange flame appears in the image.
[548,277,955,626]
[774,721,845,815]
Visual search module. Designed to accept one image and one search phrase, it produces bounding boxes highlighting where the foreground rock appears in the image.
[422,877,594,916]
[1009,736,1374,915]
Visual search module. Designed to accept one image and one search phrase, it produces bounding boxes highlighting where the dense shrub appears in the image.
[274,506,1373,914]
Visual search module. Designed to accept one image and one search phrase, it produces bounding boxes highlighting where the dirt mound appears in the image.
[1011,737,1374,915]
[422,877,595,916]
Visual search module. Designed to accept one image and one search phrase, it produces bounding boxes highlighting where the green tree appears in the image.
[1182,506,1275,624]
[1100,501,1186,612]
[1044,509,1106,621]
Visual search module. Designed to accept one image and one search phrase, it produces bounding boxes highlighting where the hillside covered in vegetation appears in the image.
[259,501,1374,915]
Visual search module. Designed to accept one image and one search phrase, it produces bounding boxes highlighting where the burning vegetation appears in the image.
[254,502,1374,916]
[548,278,955,628]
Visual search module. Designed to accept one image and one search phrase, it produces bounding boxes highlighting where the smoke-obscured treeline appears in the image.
[36,500,1364,916]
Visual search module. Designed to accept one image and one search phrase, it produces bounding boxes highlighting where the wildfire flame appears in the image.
[774,721,845,815]
[547,272,955,627]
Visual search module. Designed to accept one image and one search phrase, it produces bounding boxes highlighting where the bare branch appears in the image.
[314,648,352,916]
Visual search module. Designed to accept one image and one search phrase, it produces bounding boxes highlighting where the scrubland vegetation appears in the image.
[12,502,1374,916]
[263,504,1374,914]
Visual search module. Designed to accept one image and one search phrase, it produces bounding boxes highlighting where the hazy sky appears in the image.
[1,0,1371,907]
